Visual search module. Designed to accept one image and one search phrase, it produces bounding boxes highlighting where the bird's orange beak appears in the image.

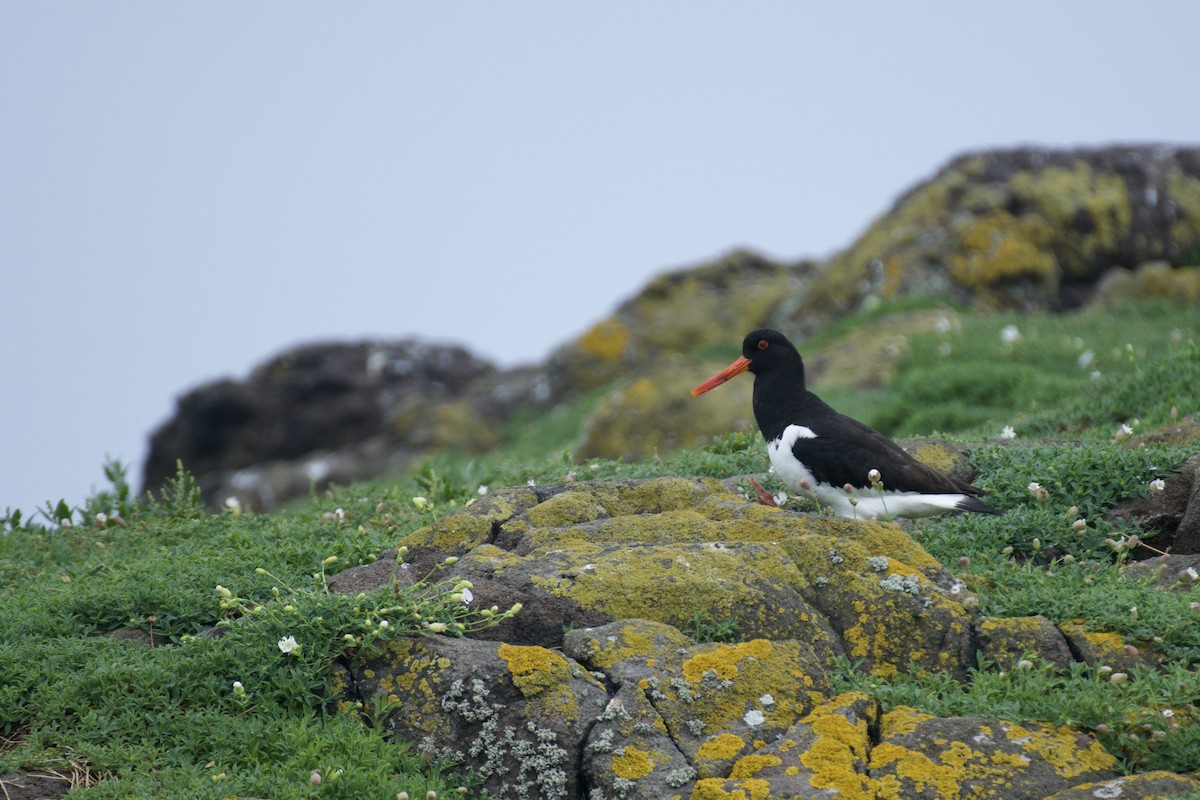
[691,355,751,396]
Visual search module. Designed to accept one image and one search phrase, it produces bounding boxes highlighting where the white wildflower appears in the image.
[1000,425,1015,440]
[1000,324,1021,344]
[1149,478,1166,493]
[278,635,300,654]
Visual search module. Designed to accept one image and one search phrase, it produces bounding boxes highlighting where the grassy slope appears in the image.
[2,300,1200,795]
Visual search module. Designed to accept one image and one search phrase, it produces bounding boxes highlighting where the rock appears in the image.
[975,615,1075,671]
[1122,553,1200,592]
[0,771,73,800]
[868,708,1119,798]
[1090,261,1200,308]
[1106,454,1200,555]
[575,361,755,462]
[1058,621,1164,672]
[339,635,608,800]
[142,339,501,510]
[707,691,877,798]
[544,250,814,400]
[770,145,1200,337]
[319,476,1200,798]
[581,682,697,799]
[1045,771,1200,799]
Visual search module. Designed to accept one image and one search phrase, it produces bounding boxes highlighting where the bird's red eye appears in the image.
[757,340,769,350]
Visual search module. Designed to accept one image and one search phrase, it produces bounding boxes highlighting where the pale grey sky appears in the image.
[4,2,1199,519]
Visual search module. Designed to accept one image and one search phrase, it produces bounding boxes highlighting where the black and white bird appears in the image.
[692,328,1001,520]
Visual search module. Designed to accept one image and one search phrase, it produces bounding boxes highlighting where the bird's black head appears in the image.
[740,328,803,375]
[691,328,805,397]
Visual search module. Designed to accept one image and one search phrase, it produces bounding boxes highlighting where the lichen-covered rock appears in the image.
[576,365,755,462]
[344,635,608,800]
[1057,621,1164,672]
[544,250,814,400]
[654,638,831,778]
[771,145,1200,337]
[869,707,1120,799]
[779,523,975,679]
[1043,770,1200,799]
[975,615,1075,671]
[463,538,843,651]
[1090,261,1200,309]
[582,682,697,800]
[142,339,500,510]
[325,476,1200,797]
[713,691,877,799]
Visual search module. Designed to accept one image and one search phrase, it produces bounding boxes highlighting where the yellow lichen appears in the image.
[728,754,782,779]
[611,746,656,780]
[910,442,961,476]
[696,733,748,762]
[880,707,933,737]
[1003,722,1118,778]
[802,713,874,799]
[682,640,773,682]
[948,210,1058,290]
[497,643,571,697]
[869,742,963,799]
[688,778,770,800]
[577,317,631,361]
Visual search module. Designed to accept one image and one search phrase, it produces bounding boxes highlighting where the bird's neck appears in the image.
[751,369,816,442]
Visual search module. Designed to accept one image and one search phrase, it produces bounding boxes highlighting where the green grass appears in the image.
[869,301,1200,438]
[0,466,508,797]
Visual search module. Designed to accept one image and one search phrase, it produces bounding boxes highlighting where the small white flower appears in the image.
[773,492,788,506]
[743,709,765,727]
[1000,324,1021,344]
[1114,423,1134,440]
[1185,567,1199,581]
[278,635,299,654]
[1077,350,1094,368]
[1090,370,1103,382]
[232,680,245,696]
[461,587,474,605]
[527,479,536,487]
[378,620,389,630]
[224,496,241,511]
[477,485,488,496]
[934,316,952,333]
[1149,478,1166,493]
[868,468,882,484]
[1163,709,1175,718]
[1027,482,1049,502]
[1000,425,1016,440]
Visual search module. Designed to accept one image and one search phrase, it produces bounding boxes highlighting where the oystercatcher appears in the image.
[691,328,1001,520]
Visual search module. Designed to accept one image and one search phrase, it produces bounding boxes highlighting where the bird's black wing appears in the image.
[794,412,982,495]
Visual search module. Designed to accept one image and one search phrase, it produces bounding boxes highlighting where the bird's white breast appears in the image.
[767,424,818,497]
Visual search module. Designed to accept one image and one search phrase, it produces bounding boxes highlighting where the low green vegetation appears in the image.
[869,301,1200,438]
[2,299,1199,792]
[1,466,515,797]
